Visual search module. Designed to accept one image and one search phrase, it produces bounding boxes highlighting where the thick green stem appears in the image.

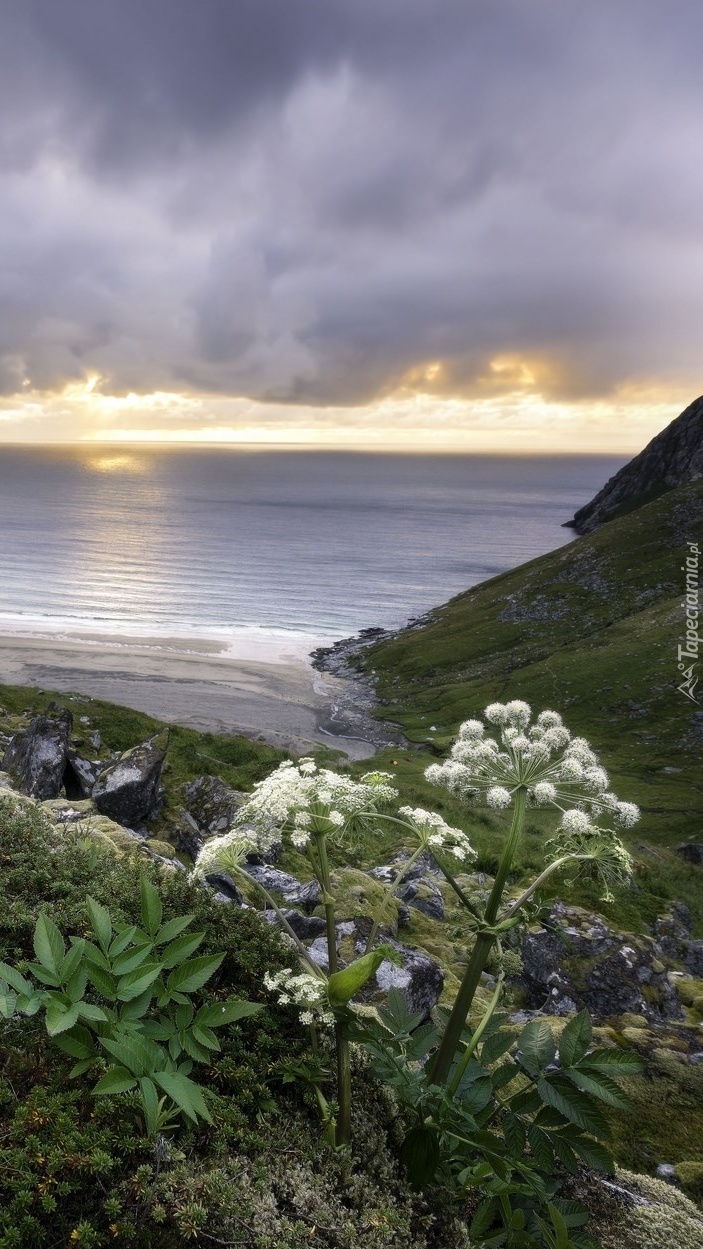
[312,833,338,974]
[428,786,527,1087]
[449,971,505,1096]
[335,1024,351,1147]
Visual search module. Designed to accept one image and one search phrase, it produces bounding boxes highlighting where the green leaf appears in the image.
[564,1067,631,1109]
[93,1066,137,1095]
[25,962,61,987]
[0,988,17,1018]
[503,1111,527,1156]
[86,964,117,999]
[54,1026,96,1059]
[470,1199,499,1240]
[65,969,89,1003]
[138,1076,161,1135]
[58,939,85,987]
[100,1032,163,1077]
[108,926,138,959]
[550,1132,579,1174]
[167,954,224,995]
[0,961,35,996]
[152,1070,213,1124]
[191,1025,221,1051]
[155,915,195,945]
[76,1003,108,1023]
[328,944,400,1006]
[116,963,163,1002]
[528,1123,555,1172]
[112,943,154,976]
[33,914,65,977]
[400,1124,440,1190]
[69,1058,95,1078]
[118,989,155,1021]
[579,1048,644,1075]
[480,1028,517,1066]
[159,932,206,969]
[377,986,427,1036]
[558,1010,593,1068]
[180,1032,211,1063]
[45,1002,81,1036]
[195,999,263,1029]
[568,1134,615,1172]
[80,940,111,972]
[87,897,112,953]
[140,876,163,938]
[16,992,43,1017]
[517,1019,556,1073]
[537,1076,610,1137]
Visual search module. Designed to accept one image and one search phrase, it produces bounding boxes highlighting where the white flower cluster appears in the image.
[425,702,640,838]
[231,758,398,852]
[190,832,255,881]
[397,806,477,862]
[263,967,335,1027]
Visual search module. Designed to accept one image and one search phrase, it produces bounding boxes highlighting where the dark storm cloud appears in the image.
[1,0,703,411]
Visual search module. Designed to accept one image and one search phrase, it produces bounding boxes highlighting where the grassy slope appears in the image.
[357,478,703,929]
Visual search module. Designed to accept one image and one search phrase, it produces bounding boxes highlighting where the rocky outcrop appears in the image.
[92,731,168,828]
[182,775,248,837]
[1,708,73,799]
[565,394,703,533]
[518,903,683,1022]
[307,917,444,1017]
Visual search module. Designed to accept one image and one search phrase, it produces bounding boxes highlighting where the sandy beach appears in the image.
[0,628,381,760]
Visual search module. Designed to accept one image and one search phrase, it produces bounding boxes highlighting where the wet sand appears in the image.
[0,631,378,760]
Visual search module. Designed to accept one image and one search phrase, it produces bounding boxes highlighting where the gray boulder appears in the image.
[675,843,703,866]
[308,918,444,1017]
[92,731,168,828]
[1,708,73,798]
[243,864,321,913]
[64,752,105,799]
[519,902,683,1023]
[182,775,248,837]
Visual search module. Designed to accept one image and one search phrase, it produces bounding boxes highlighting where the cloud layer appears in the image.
[1,0,702,437]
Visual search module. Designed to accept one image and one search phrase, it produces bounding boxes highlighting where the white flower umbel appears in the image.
[425,701,640,838]
[397,806,477,863]
[230,760,398,853]
[263,967,335,1028]
[191,832,255,881]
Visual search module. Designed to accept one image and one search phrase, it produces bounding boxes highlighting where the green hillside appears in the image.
[356,478,703,926]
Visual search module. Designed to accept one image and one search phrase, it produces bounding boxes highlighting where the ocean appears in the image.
[0,445,623,658]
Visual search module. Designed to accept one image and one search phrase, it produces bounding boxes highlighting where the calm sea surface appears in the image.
[0,446,624,652]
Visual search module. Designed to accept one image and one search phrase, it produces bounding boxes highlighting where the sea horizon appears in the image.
[0,445,624,664]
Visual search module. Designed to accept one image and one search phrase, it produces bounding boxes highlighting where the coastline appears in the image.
[0,627,390,761]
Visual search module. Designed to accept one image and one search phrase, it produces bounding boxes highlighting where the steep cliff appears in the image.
[566,394,703,533]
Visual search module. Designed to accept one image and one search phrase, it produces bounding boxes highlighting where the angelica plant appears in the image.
[424,701,638,1086]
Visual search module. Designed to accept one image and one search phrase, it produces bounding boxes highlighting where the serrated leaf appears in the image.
[400,1124,440,1190]
[0,988,17,1018]
[180,1032,211,1062]
[568,1134,614,1173]
[491,1059,518,1090]
[377,985,426,1036]
[480,1028,517,1065]
[16,992,43,1017]
[33,914,65,977]
[565,1067,631,1108]
[504,1111,527,1156]
[118,988,154,1021]
[152,1070,213,1123]
[159,932,205,969]
[550,1132,579,1174]
[167,954,224,995]
[112,943,154,976]
[517,1019,556,1073]
[93,1066,137,1095]
[86,963,117,999]
[138,1076,160,1133]
[69,1058,95,1078]
[116,963,162,1002]
[76,1003,108,1023]
[87,897,112,953]
[100,1032,163,1077]
[65,969,88,1003]
[155,915,195,945]
[108,926,138,959]
[192,1024,220,1051]
[59,940,86,986]
[25,962,61,987]
[579,1048,644,1075]
[140,876,163,937]
[538,1076,610,1137]
[195,999,263,1029]
[45,1002,81,1036]
[470,1199,499,1240]
[54,1025,96,1058]
[558,1009,593,1068]
[175,1002,194,1030]
[80,941,111,972]
[510,1087,542,1115]
[528,1123,555,1171]
[0,961,34,995]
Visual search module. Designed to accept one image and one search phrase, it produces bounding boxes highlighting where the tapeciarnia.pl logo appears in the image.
[677,541,700,703]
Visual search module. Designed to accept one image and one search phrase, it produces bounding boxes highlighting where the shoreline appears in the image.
[0,628,390,761]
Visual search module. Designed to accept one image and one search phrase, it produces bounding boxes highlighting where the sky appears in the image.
[0,0,701,452]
